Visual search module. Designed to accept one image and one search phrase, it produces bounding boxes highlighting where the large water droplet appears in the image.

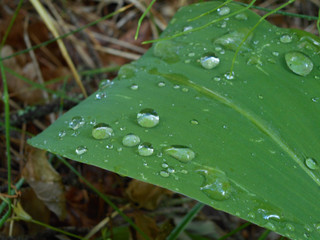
[197,168,231,201]
[122,133,140,147]
[280,34,292,43]
[137,108,159,128]
[214,28,253,51]
[164,145,195,163]
[285,51,313,76]
[69,116,85,130]
[305,157,318,170]
[200,53,220,69]
[92,123,113,139]
[217,6,230,16]
[75,145,87,155]
[138,142,154,156]
[153,40,179,63]
[118,64,137,79]
[158,81,166,87]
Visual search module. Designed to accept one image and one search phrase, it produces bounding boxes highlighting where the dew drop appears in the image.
[168,168,175,174]
[190,119,199,125]
[197,168,231,201]
[286,223,295,231]
[235,13,247,20]
[58,130,66,139]
[285,51,313,76]
[280,34,292,43]
[248,212,255,219]
[217,6,230,16]
[305,157,318,170]
[173,85,180,89]
[92,123,113,140]
[122,133,140,147]
[311,97,319,103]
[158,81,166,87]
[130,84,139,90]
[75,145,87,155]
[181,169,188,174]
[183,26,193,32]
[315,222,320,232]
[137,108,159,128]
[99,79,113,89]
[160,170,170,178]
[138,142,154,156]
[69,116,85,130]
[224,71,235,80]
[118,64,136,79]
[213,76,221,81]
[153,40,179,63]
[214,28,253,51]
[272,51,279,56]
[200,54,220,70]
[162,163,169,168]
[164,145,195,163]
[95,91,107,100]
[106,144,114,150]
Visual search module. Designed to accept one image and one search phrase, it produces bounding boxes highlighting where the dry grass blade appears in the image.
[29,0,87,98]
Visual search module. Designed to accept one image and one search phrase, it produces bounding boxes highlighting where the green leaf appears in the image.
[28,1,320,239]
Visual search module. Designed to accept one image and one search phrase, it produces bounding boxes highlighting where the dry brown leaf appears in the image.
[22,146,66,220]
[125,179,172,210]
[132,211,159,240]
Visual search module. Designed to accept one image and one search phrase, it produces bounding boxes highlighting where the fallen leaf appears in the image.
[22,146,66,220]
[125,179,172,210]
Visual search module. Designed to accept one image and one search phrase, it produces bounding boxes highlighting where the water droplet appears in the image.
[122,133,140,147]
[213,76,221,81]
[200,54,220,69]
[247,55,262,66]
[197,168,231,201]
[217,6,230,16]
[248,212,255,219]
[95,91,107,100]
[118,63,137,79]
[106,144,114,150]
[235,13,247,20]
[75,145,87,155]
[168,168,175,173]
[173,85,180,89]
[130,84,139,90]
[164,145,195,163]
[314,222,320,232]
[153,40,179,63]
[305,157,318,170]
[214,28,253,51]
[160,170,170,178]
[117,147,123,152]
[69,116,85,130]
[190,119,199,125]
[181,169,188,174]
[138,142,154,156]
[286,223,295,231]
[285,51,313,76]
[162,163,169,168]
[272,51,279,56]
[137,108,159,128]
[280,34,292,43]
[182,87,189,92]
[99,79,113,89]
[92,123,113,140]
[311,97,319,103]
[183,26,193,32]
[58,130,66,139]
[158,81,166,87]
[188,52,195,57]
[224,71,235,80]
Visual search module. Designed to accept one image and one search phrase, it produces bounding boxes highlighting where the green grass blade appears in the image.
[167,202,204,240]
